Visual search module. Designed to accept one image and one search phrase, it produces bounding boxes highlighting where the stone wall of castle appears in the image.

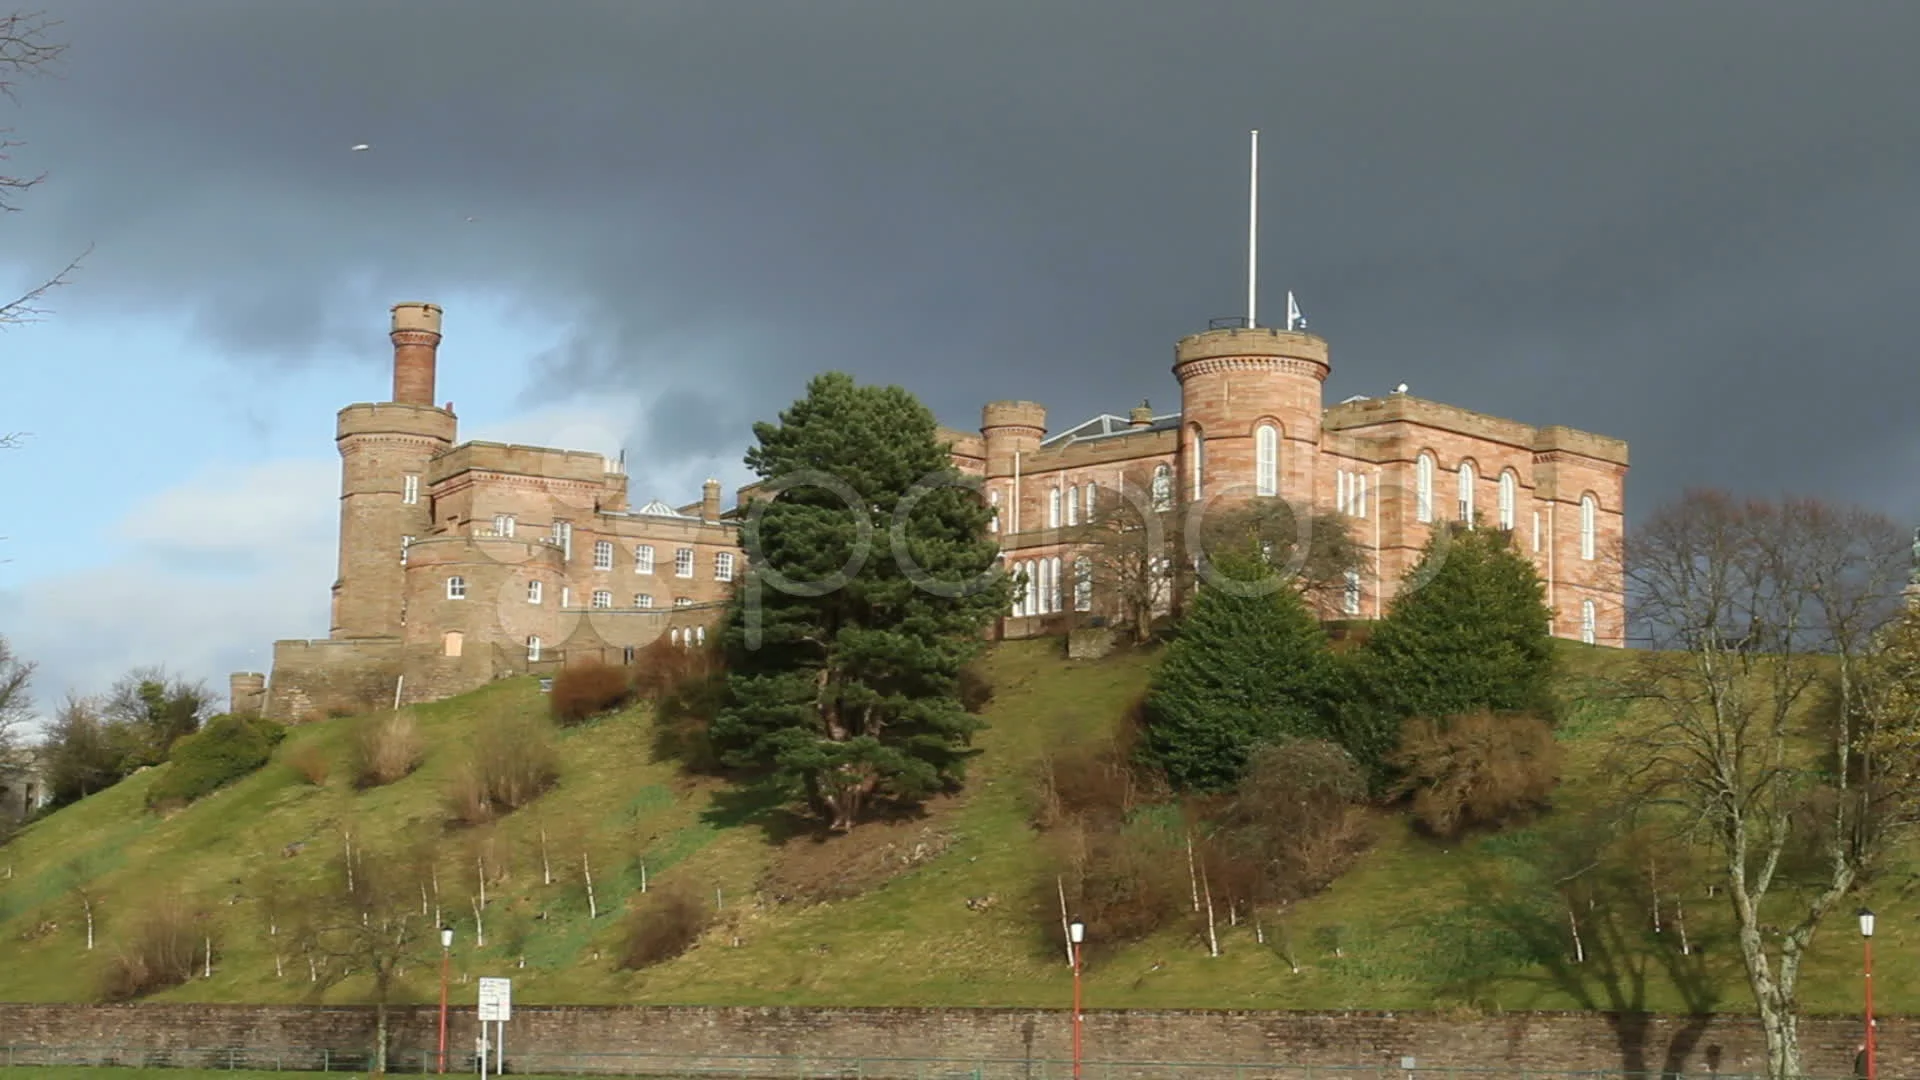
[0,1003,1899,1077]
[263,638,403,723]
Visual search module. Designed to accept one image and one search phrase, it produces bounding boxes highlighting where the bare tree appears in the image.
[1609,490,1916,1079]
[1075,468,1174,642]
[306,839,431,1074]
[0,634,31,760]
[2,10,84,332]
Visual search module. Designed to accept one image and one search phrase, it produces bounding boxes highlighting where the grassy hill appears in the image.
[0,639,1912,1014]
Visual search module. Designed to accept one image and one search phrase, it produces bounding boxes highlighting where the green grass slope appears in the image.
[0,640,1913,1014]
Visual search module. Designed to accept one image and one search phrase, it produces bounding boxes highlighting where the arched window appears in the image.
[1458,461,1476,525]
[1255,423,1279,496]
[1415,453,1434,523]
[1189,425,1206,500]
[443,631,464,657]
[1014,561,1031,617]
[1150,464,1173,511]
[696,625,706,645]
[1084,482,1096,519]
[1581,600,1597,645]
[1049,488,1062,529]
[988,489,1000,533]
[1048,556,1063,614]
[670,628,681,645]
[1498,471,1517,531]
[1074,556,1093,612]
[1355,472,1368,518]
[1343,571,1362,616]
[1067,485,1080,526]
[1580,494,1598,561]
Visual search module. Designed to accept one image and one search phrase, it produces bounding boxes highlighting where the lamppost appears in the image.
[438,925,454,1074]
[1068,917,1086,1080]
[1859,908,1877,1080]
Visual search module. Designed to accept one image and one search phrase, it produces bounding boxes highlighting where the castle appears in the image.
[234,303,1626,721]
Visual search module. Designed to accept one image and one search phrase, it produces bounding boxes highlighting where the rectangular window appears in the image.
[561,586,571,608]
[552,521,573,561]
[1336,470,1348,514]
[1532,511,1542,553]
[715,551,735,582]
[674,597,693,608]
[527,636,541,662]
[988,490,1000,533]
[594,540,613,570]
[634,594,653,609]
[493,514,516,537]
[1049,488,1062,529]
[592,589,612,609]
[403,474,420,505]
[528,580,543,604]
[446,576,466,600]
[1344,570,1362,616]
[636,544,655,573]
[1355,474,1368,519]
[675,548,694,578]
[401,536,413,564]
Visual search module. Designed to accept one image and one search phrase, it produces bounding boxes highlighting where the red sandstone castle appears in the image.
[233,303,1626,720]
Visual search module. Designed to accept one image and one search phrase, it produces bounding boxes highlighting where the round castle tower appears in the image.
[331,303,457,639]
[399,531,568,668]
[980,400,1047,477]
[1172,326,1330,506]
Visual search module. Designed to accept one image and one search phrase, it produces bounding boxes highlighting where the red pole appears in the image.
[1864,935,1877,1080]
[1071,941,1083,1080]
[438,944,450,1074]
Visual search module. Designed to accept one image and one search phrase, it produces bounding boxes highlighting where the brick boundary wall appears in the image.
[0,1004,1904,1077]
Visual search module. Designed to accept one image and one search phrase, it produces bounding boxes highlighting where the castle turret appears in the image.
[1172,326,1329,506]
[331,304,458,639]
[1128,400,1154,429]
[228,672,266,717]
[980,401,1047,479]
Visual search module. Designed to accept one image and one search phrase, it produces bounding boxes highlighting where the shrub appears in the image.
[1388,709,1562,839]
[1052,823,1187,958]
[1035,737,1144,832]
[619,882,710,969]
[958,660,994,714]
[101,898,207,1000]
[1215,738,1372,901]
[145,714,284,810]
[640,637,729,773]
[287,742,330,786]
[446,714,560,826]
[349,711,423,790]
[550,662,633,726]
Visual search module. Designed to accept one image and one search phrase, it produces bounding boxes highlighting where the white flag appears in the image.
[1286,291,1304,331]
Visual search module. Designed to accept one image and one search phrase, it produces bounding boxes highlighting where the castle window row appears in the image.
[1046,482,1102,528]
[1334,471,1368,518]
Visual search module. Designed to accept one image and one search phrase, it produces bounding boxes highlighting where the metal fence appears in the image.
[0,1045,1865,1080]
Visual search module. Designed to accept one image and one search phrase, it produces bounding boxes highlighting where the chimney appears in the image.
[390,302,444,406]
[702,478,722,522]
[1129,400,1154,429]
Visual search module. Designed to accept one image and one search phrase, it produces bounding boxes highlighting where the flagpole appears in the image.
[1248,129,1259,328]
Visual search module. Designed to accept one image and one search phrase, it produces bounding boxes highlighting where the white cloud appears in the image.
[0,459,338,725]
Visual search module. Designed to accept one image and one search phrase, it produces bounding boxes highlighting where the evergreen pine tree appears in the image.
[1140,548,1340,792]
[711,373,1012,832]
[1360,523,1558,725]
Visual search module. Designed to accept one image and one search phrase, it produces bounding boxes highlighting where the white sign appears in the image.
[478,977,512,1022]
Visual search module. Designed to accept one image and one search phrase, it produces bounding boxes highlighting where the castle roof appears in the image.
[1040,411,1180,448]
[623,499,700,520]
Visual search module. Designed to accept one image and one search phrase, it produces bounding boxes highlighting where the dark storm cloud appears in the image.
[9,0,1920,519]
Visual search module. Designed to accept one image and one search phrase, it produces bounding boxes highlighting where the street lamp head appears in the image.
[441,925,455,948]
[1859,908,1876,938]
[1068,918,1085,945]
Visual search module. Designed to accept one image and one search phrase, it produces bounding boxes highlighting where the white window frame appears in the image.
[1151,465,1173,512]
[527,636,542,662]
[1580,495,1598,561]
[561,586,571,608]
[401,535,413,565]
[635,593,653,608]
[1581,599,1597,645]
[1074,556,1093,612]
[1336,470,1348,515]
[1049,488,1062,529]
[988,489,1000,533]
[695,625,706,645]
[1498,472,1517,531]
[636,544,655,573]
[594,540,613,570]
[1255,424,1279,497]
[675,547,695,578]
[1458,461,1475,525]
[446,576,466,600]
[554,521,573,561]
[403,474,419,505]
[1355,473,1368,519]
[592,589,612,609]
[715,551,735,582]
[1083,483,1095,519]
[1532,510,1542,553]
[674,596,693,608]
[1066,485,1079,526]
[1415,453,1435,523]
[494,514,516,538]
[528,580,543,604]
[1344,570,1362,616]
[1048,556,1062,614]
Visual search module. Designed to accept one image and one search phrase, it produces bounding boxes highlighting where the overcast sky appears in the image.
[4,0,1920,715]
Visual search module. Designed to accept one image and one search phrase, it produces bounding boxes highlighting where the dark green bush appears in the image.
[145,713,285,810]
